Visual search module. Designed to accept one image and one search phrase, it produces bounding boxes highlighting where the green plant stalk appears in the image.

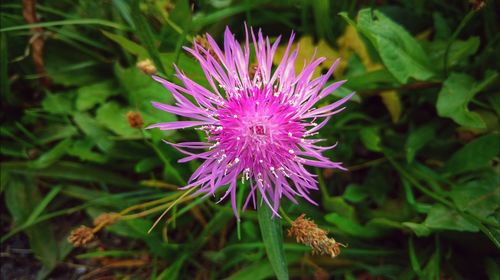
[386,153,500,248]
[258,200,289,280]
[443,9,477,74]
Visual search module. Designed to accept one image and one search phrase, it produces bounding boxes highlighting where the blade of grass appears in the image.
[0,19,130,32]
[130,0,166,74]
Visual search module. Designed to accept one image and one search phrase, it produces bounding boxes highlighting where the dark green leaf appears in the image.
[342,9,435,83]
[437,71,498,128]
[423,204,478,232]
[96,102,141,137]
[444,133,500,175]
[76,80,118,111]
[405,123,437,163]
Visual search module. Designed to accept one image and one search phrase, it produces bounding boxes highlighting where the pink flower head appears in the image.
[148,26,353,218]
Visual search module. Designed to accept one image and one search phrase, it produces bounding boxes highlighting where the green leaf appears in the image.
[76,80,118,111]
[102,30,147,58]
[42,92,75,114]
[30,139,72,169]
[444,133,500,175]
[484,257,500,280]
[343,9,435,83]
[0,32,12,105]
[228,260,275,280]
[73,112,114,152]
[450,174,500,219]
[130,0,165,74]
[422,245,440,280]
[402,222,432,237]
[423,204,478,232]
[257,203,289,280]
[325,213,385,238]
[405,123,437,163]
[4,176,59,269]
[360,127,382,152]
[424,37,480,70]
[67,138,108,163]
[96,102,141,137]
[114,64,176,125]
[343,184,369,203]
[437,71,498,128]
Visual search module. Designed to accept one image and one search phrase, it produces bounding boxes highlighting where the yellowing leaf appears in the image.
[273,36,343,79]
[380,90,402,123]
[337,25,382,72]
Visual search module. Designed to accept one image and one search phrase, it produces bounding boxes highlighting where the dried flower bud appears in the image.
[249,62,258,80]
[93,212,120,227]
[288,214,345,258]
[136,59,157,75]
[68,225,95,247]
[194,34,221,63]
[469,0,485,11]
[127,111,143,128]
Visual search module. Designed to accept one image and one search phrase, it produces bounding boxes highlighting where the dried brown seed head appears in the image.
[68,225,95,247]
[127,111,144,128]
[288,214,345,258]
[136,59,157,75]
[93,212,120,227]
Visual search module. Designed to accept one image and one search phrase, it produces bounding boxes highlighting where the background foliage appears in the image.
[1,0,499,279]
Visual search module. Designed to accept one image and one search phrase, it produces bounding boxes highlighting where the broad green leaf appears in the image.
[42,92,75,114]
[423,204,478,232]
[96,102,141,137]
[360,127,381,152]
[405,123,437,163]
[444,133,500,175]
[76,80,118,111]
[437,71,498,128]
[402,222,432,237]
[102,30,147,58]
[342,9,435,83]
[257,203,289,280]
[450,174,500,219]
[425,37,480,70]
[114,64,176,127]
[73,112,114,152]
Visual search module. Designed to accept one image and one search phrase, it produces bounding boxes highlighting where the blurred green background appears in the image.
[1,0,499,279]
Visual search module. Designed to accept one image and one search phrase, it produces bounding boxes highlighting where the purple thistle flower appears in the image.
[148,26,353,218]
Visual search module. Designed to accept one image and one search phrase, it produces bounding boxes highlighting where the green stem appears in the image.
[258,200,289,280]
[443,9,477,74]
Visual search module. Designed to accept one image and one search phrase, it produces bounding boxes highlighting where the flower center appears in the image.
[250,124,267,136]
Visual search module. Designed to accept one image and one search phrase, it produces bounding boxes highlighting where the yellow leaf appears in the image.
[273,36,343,79]
[380,90,402,123]
[337,25,382,72]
